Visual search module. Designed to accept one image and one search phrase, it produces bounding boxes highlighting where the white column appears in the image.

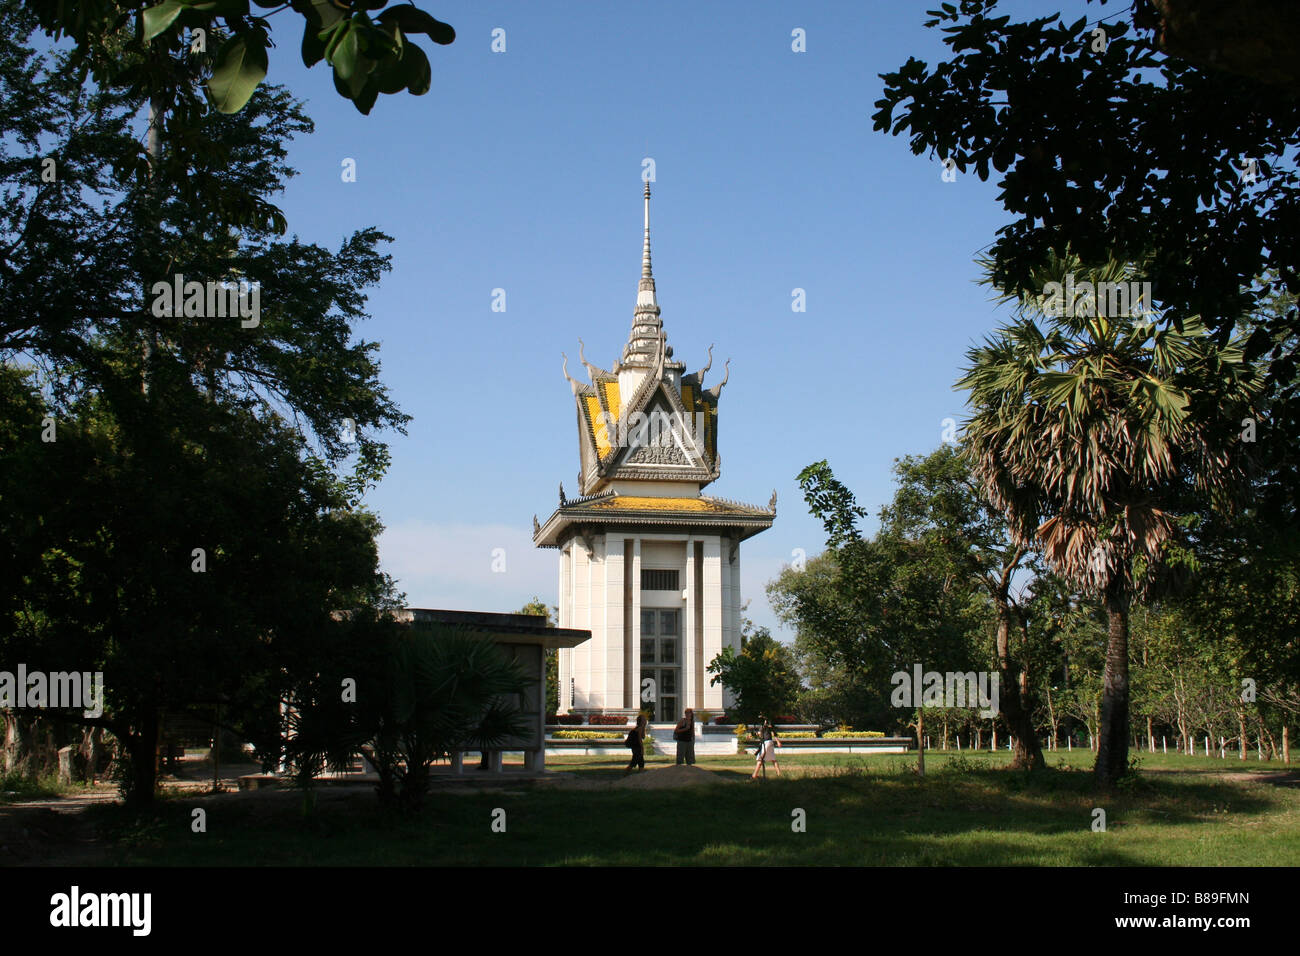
[573,540,591,710]
[702,536,724,711]
[558,546,572,712]
[721,536,739,711]
[730,539,742,651]
[605,535,626,710]
[632,538,642,712]
[595,535,618,711]
[682,535,696,715]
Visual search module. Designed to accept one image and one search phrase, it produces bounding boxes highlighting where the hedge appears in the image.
[549,730,625,740]
[589,714,630,725]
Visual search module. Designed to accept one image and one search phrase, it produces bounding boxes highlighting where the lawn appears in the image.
[83,750,1300,866]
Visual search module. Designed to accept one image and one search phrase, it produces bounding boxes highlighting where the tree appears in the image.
[25,0,455,115]
[787,609,886,730]
[872,0,1300,354]
[774,461,987,773]
[516,597,559,715]
[957,252,1261,785]
[0,10,408,805]
[707,625,801,724]
[877,444,1047,769]
[357,625,530,810]
[1137,1,1300,93]
[1,4,408,466]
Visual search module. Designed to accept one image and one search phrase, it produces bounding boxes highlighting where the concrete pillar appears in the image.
[683,537,698,712]
[701,536,723,710]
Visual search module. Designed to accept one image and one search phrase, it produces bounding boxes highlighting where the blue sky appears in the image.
[260,0,1102,636]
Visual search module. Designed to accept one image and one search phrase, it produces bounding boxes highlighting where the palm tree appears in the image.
[957,251,1260,786]
[368,625,532,809]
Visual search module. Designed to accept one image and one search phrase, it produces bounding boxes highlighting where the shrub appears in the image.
[822,730,885,738]
[589,714,629,726]
[546,714,584,725]
[550,731,624,740]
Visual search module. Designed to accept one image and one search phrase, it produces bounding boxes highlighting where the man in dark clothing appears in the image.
[674,708,696,765]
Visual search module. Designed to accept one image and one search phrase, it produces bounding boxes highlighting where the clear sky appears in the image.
[261,0,1101,636]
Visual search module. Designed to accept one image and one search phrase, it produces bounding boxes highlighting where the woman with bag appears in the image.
[750,717,782,779]
[673,708,696,765]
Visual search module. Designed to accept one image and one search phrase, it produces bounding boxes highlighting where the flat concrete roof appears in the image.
[395,608,591,649]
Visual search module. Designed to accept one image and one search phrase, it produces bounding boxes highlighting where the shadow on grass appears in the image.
[60,756,1296,867]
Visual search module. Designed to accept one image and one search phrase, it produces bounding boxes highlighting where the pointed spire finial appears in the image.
[642,180,653,280]
[561,353,580,395]
[624,180,664,367]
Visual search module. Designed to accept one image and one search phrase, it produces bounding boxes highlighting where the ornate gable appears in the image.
[559,183,730,497]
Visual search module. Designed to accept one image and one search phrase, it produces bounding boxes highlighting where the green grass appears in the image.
[0,769,81,803]
[83,750,1300,866]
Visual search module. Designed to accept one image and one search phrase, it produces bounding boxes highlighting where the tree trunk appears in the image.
[2,713,18,774]
[994,605,1046,770]
[1045,682,1058,751]
[916,710,925,777]
[125,710,160,808]
[1258,717,1277,760]
[1238,711,1248,761]
[1095,580,1131,787]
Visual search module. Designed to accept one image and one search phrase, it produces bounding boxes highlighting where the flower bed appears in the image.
[549,730,624,740]
[588,714,629,726]
[546,714,584,725]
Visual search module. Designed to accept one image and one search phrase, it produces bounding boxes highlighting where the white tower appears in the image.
[533,184,775,720]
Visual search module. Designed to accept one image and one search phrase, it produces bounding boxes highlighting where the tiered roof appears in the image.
[534,184,774,548]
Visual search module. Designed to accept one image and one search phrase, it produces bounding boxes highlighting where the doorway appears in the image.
[641,608,680,722]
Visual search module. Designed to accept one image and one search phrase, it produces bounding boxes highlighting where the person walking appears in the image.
[624,713,648,774]
[750,717,782,779]
[674,708,696,766]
